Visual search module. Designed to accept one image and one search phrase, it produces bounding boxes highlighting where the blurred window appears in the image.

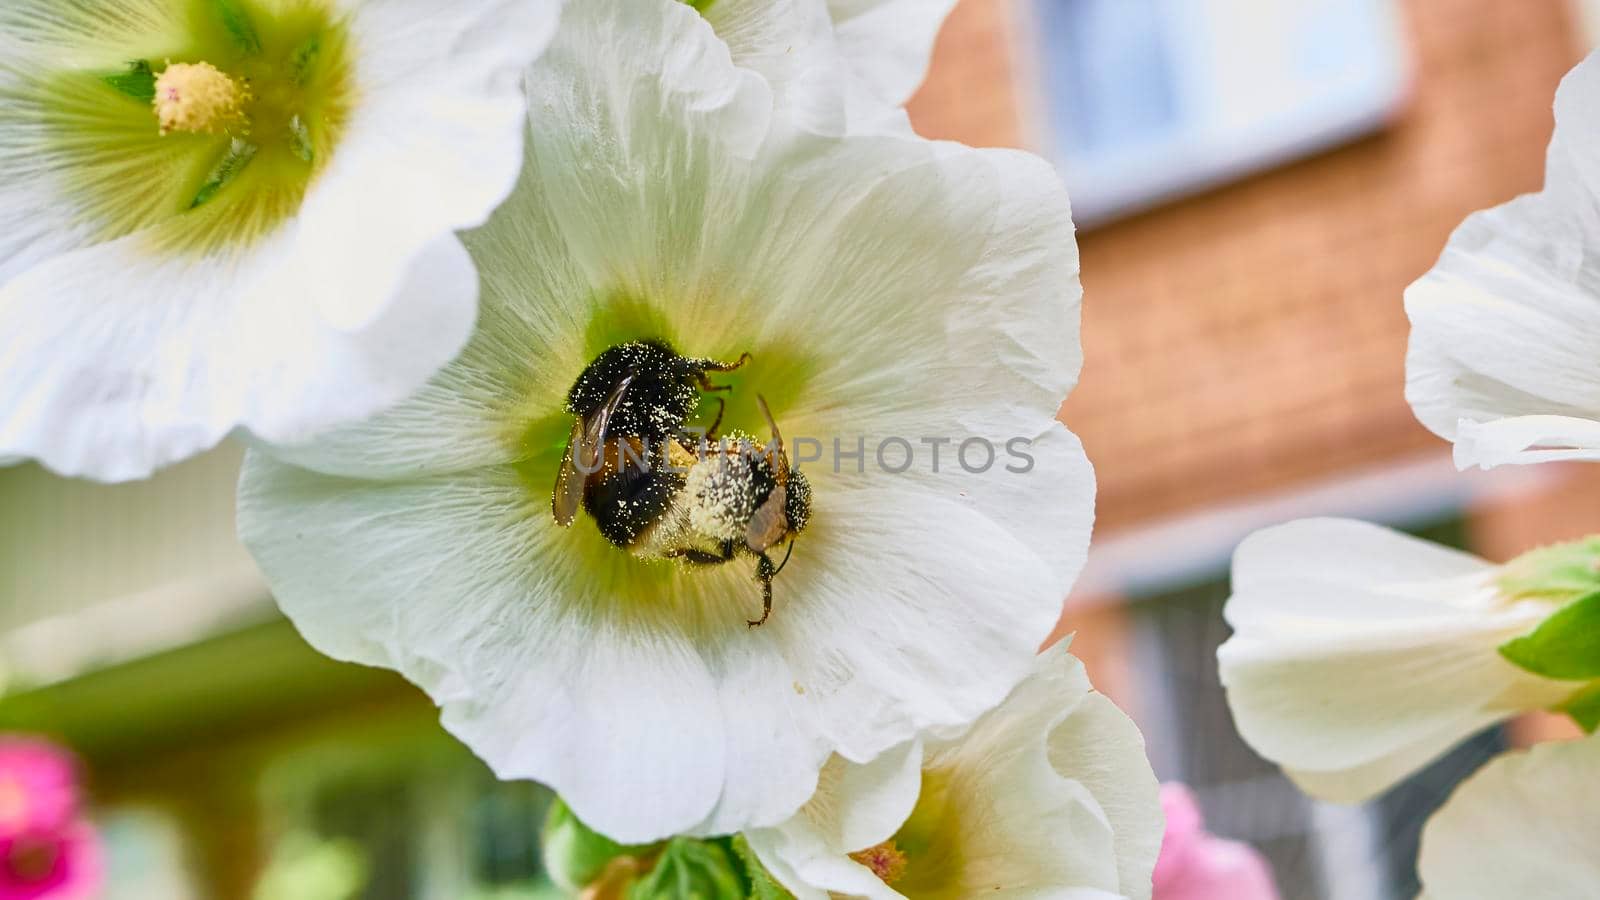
[1032,0,1409,225]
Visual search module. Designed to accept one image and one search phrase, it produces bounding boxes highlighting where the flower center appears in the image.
[153,61,247,134]
[34,0,354,254]
[851,840,909,886]
[2,836,60,885]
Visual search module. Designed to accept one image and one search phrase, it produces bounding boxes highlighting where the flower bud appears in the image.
[626,838,743,900]
[541,798,651,893]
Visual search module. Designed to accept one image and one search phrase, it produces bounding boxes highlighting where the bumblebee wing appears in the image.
[757,395,788,483]
[745,483,788,552]
[552,419,587,527]
[552,374,636,527]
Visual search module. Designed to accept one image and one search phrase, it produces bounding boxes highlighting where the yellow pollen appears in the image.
[153,62,247,135]
[850,840,909,885]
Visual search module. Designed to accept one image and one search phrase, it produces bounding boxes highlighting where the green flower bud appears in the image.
[541,798,655,892]
[1497,536,1600,602]
[731,835,796,900]
[626,838,743,900]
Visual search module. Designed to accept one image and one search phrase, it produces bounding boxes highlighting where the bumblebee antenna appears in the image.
[756,394,787,479]
[772,539,796,577]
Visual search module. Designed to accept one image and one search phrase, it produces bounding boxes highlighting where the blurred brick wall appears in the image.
[910,0,1587,534]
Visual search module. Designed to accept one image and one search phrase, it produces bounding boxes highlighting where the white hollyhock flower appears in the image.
[699,0,957,134]
[0,0,557,481]
[239,0,1093,845]
[1217,519,1588,803]
[1405,51,1600,470]
[745,646,1163,900]
[1417,735,1600,900]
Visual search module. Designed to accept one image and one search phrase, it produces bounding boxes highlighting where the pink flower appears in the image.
[0,823,103,900]
[1153,784,1279,900]
[0,740,80,836]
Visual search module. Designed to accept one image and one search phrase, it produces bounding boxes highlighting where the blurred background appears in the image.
[3,0,1598,897]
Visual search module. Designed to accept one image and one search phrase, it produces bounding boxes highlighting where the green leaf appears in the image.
[1499,590,1600,680]
[213,0,263,55]
[190,138,258,209]
[731,835,794,900]
[1557,681,1600,734]
[102,60,157,103]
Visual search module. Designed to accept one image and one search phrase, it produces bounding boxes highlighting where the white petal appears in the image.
[0,229,477,481]
[304,0,557,331]
[692,480,1067,834]
[237,453,728,843]
[1219,519,1574,802]
[1418,736,1600,900]
[1404,53,1600,468]
[826,0,958,106]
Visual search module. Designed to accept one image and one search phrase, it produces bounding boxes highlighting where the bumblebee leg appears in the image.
[668,548,732,566]
[666,541,738,567]
[705,397,726,439]
[748,552,776,628]
[696,353,753,393]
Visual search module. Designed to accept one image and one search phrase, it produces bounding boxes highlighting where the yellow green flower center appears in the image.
[34,0,354,255]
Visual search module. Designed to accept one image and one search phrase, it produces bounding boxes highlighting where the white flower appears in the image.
[1417,735,1600,900]
[745,646,1163,900]
[238,0,1093,845]
[1405,51,1600,470]
[0,0,558,481]
[700,0,957,134]
[1217,518,1585,803]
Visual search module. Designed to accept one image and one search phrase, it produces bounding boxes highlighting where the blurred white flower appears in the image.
[239,0,1093,845]
[1218,518,1590,803]
[0,0,557,481]
[745,646,1162,900]
[1417,735,1600,900]
[1405,51,1600,470]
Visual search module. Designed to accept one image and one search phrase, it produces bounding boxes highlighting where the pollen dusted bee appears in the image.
[552,341,812,626]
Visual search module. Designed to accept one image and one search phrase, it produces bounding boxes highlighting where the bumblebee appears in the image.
[553,342,812,626]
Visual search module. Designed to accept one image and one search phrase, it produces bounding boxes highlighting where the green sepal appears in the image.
[190,138,259,209]
[1557,681,1600,734]
[731,835,795,900]
[626,838,742,900]
[101,60,157,103]
[1498,590,1600,680]
[540,798,655,892]
[213,0,264,55]
[1497,536,1600,601]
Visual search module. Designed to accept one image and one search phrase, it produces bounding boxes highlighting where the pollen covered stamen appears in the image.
[850,840,909,885]
[153,62,248,135]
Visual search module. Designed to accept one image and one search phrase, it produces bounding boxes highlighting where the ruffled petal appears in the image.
[1418,736,1600,899]
[750,648,1162,899]
[826,0,958,105]
[1219,519,1575,802]
[0,228,477,480]
[1405,53,1600,468]
[237,453,729,843]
